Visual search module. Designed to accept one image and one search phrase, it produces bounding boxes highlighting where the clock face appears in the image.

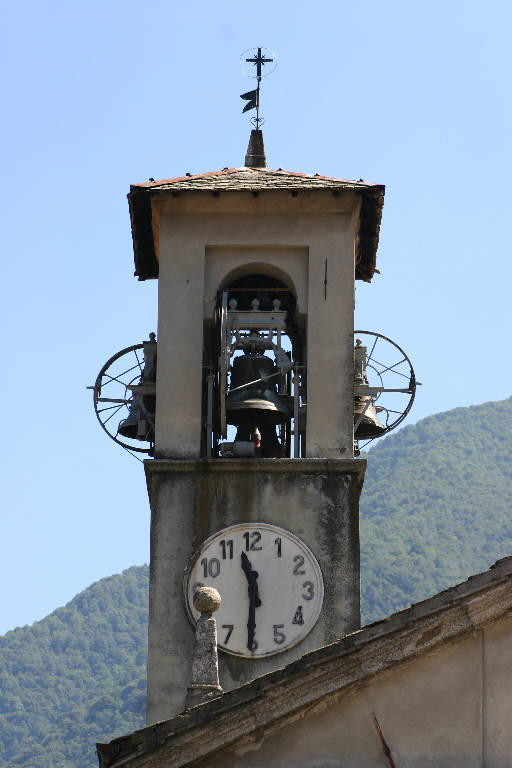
[184,523,324,658]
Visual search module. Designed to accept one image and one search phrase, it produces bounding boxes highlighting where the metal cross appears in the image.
[246,47,273,79]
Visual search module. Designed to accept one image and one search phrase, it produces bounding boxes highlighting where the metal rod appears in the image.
[293,365,299,458]
[102,361,142,384]
[206,371,214,458]
[354,386,413,395]
[256,77,260,127]
[228,369,287,394]
[97,403,129,414]
[102,403,125,426]
[368,356,409,379]
[134,348,144,374]
[371,713,396,768]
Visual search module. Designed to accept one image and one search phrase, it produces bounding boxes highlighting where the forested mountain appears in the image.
[361,397,512,622]
[1,397,511,768]
[0,567,148,768]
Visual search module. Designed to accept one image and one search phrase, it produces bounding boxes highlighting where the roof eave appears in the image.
[128,182,385,283]
[97,555,512,768]
[128,188,158,281]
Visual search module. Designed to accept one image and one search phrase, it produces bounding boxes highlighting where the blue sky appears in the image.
[1,0,510,634]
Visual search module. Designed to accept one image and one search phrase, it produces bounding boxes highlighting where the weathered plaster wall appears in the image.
[482,616,512,765]
[154,191,358,459]
[215,617,512,768]
[145,458,363,725]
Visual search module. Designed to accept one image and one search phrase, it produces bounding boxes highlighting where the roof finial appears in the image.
[245,129,266,168]
[240,47,277,168]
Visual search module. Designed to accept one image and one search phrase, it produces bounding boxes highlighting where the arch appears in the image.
[218,261,298,298]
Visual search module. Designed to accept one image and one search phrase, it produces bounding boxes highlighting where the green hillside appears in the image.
[0,567,148,768]
[1,397,511,768]
[361,397,512,622]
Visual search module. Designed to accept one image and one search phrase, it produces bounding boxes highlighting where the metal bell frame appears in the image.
[212,293,295,457]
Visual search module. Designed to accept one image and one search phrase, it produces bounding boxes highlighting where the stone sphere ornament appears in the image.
[193,586,222,614]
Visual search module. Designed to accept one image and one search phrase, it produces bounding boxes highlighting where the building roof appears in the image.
[97,555,512,768]
[127,167,385,283]
[131,167,381,192]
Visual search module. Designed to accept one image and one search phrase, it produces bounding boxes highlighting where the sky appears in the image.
[1,0,510,635]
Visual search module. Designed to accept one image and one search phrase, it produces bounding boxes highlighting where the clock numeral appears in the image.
[274,537,282,557]
[292,606,304,625]
[200,557,221,578]
[192,581,204,594]
[302,581,315,600]
[250,639,258,651]
[219,539,233,560]
[293,554,306,575]
[273,624,286,645]
[221,624,234,644]
[243,531,262,551]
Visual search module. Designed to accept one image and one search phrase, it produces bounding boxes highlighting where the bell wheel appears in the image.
[92,343,155,453]
[354,330,418,448]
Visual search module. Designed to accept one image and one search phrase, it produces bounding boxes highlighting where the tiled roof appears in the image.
[131,166,382,192]
[127,167,385,283]
[97,555,512,768]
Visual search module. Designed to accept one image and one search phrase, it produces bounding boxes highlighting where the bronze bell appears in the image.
[118,334,157,442]
[354,396,386,439]
[226,351,292,456]
[353,337,386,440]
[118,397,152,440]
[226,352,292,424]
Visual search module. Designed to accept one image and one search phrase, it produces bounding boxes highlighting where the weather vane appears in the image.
[240,47,277,129]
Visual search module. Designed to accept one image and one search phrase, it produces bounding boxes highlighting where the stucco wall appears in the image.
[214,616,512,768]
[154,191,359,459]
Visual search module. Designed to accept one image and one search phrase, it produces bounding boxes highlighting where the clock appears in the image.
[184,523,324,658]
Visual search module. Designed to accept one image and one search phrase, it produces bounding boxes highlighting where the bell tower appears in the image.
[88,47,412,725]
[121,144,385,722]
[90,49,421,733]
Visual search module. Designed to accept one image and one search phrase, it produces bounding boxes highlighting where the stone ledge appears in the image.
[144,457,367,475]
[143,458,367,500]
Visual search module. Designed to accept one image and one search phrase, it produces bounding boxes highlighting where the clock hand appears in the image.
[241,552,262,606]
[241,552,262,650]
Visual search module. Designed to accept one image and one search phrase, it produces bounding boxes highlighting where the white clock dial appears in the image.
[184,523,324,658]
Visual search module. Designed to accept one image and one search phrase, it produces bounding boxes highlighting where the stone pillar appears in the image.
[185,587,223,708]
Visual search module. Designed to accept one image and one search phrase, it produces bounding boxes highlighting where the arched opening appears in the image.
[219,266,302,354]
[201,268,307,459]
[219,260,297,289]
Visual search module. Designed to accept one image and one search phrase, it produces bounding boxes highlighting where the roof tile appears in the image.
[131,166,383,192]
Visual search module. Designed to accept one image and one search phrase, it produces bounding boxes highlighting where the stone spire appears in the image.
[244,129,266,167]
[185,587,223,709]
